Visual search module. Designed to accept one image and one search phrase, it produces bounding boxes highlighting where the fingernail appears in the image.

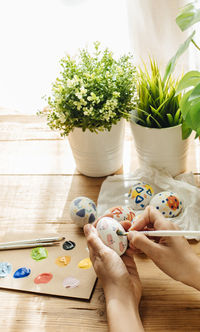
[83,224,92,236]
[127,231,136,241]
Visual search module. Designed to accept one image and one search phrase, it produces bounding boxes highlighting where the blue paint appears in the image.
[13,267,31,279]
[0,262,12,278]
[76,208,85,217]
[88,213,95,223]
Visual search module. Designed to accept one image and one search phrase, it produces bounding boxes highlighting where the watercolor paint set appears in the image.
[0,231,96,300]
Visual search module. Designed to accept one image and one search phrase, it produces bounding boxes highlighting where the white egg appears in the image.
[128,182,154,210]
[96,217,128,256]
[70,196,97,227]
[104,205,136,222]
[150,191,183,217]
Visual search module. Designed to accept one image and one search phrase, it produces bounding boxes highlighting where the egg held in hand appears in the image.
[70,196,97,227]
[96,217,128,256]
[150,191,183,217]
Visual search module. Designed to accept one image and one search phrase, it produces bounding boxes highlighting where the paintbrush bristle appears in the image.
[116,229,127,236]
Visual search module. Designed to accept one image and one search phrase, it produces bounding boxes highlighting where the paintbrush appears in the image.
[116,229,200,237]
[0,236,65,250]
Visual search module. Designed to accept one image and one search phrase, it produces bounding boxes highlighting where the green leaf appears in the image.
[163,31,195,83]
[181,121,192,139]
[167,113,174,126]
[188,82,200,103]
[146,115,151,127]
[180,90,192,118]
[176,2,200,31]
[174,108,181,124]
[176,70,200,94]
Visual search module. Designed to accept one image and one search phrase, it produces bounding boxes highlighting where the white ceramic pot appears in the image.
[68,119,125,177]
[130,121,190,176]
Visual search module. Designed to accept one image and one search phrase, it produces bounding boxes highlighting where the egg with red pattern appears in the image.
[104,205,136,223]
[96,217,128,256]
[150,191,182,217]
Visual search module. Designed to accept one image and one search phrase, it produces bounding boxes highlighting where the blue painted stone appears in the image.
[0,262,12,278]
[13,267,31,278]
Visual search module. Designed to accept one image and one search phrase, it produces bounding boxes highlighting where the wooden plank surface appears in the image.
[0,113,200,331]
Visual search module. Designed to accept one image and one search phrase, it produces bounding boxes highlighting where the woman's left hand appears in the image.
[84,223,142,306]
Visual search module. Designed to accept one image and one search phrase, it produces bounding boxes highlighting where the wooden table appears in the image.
[0,112,200,332]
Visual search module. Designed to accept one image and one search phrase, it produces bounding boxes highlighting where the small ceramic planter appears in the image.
[130,121,191,176]
[68,119,125,177]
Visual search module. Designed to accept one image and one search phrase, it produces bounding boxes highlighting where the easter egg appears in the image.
[70,196,97,227]
[150,191,182,217]
[104,205,136,223]
[96,217,128,256]
[128,182,154,210]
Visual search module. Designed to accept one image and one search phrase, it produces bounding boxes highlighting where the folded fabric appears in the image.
[97,167,200,240]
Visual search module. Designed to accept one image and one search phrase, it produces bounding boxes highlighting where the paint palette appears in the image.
[0,231,96,300]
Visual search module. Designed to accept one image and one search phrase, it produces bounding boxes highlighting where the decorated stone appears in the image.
[128,182,154,210]
[70,196,97,227]
[150,191,182,217]
[96,217,128,256]
[104,205,136,223]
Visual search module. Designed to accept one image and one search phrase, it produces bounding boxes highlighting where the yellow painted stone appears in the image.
[78,257,92,269]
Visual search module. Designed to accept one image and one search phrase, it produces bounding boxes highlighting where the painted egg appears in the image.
[150,191,182,217]
[104,205,136,223]
[70,196,97,227]
[96,217,128,256]
[128,182,154,210]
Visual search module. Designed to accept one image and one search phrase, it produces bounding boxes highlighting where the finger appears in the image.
[128,230,162,259]
[125,248,134,257]
[84,224,107,253]
[131,206,176,231]
[120,220,132,231]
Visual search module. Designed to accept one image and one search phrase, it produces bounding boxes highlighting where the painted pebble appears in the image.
[70,196,97,227]
[96,217,128,256]
[128,182,154,210]
[150,191,182,217]
[104,205,136,223]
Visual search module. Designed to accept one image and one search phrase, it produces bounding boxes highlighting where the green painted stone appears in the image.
[31,247,48,261]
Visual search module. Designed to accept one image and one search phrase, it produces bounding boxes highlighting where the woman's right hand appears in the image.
[126,206,200,290]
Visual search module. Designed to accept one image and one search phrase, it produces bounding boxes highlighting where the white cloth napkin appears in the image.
[97,167,200,239]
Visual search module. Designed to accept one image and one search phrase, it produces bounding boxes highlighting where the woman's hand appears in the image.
[84,223,144,332]
[125,206,200,290]
[84,223,142,305]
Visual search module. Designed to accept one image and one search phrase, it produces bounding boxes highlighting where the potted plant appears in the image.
[39,42,136,177]
[163,0,200,139]
[130,58,190,176]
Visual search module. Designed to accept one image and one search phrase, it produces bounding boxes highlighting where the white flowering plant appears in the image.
[40,42,136,136]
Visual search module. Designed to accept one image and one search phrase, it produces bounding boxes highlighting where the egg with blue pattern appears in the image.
[128,182,154,210]
[150,191,182,217]
[70,196,97,227]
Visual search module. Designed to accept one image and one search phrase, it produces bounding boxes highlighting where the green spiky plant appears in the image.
[132,59,182,128]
